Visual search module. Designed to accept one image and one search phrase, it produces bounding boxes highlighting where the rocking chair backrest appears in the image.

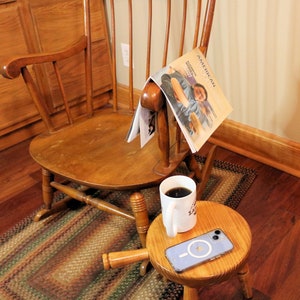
[107,0,216,112]
[0,0,216,137]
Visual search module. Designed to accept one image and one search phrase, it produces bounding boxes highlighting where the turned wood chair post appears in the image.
[21,67,54,132]
[53,61,73,125]
[109,0,135,112]
[157,100,170,168]
[41,168,54,210]
[83,0,94,116]
[129,192,150,248]
[141,82,171,169]
[199,0,216,56]
[109,0,117,110]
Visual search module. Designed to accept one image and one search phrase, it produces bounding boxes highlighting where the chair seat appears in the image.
[30,107,188,190]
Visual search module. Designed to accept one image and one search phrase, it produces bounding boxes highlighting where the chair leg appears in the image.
[197,144,217,197]
[34,170,88,221]
[34,168,58,221]
[130,192,151,275]
[237,263,253,299]
[185,145,217,199]
[130,192,150,247]
[41,168,54,209]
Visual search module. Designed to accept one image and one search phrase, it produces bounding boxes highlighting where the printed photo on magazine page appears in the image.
[127,47,232,153]
[150,48,232,152]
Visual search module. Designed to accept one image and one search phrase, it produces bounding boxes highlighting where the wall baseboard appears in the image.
[0,93,111,152]
[119,85,300,177]
[210,119,300,178]
[6,81,299,177]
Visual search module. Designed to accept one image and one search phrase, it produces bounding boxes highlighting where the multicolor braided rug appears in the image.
[0,157,256,300]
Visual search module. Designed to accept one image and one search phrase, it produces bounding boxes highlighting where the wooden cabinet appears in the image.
[0,0,112,150]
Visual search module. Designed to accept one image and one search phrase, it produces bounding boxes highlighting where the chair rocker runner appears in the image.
[0,0,217,266]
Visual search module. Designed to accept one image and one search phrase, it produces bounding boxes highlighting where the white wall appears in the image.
[207,0,300,141]
[105,0,300,142]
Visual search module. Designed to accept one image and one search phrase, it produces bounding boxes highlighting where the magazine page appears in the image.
[150,47,233,153]
[126,101,141,143]
[139,98,156,147]
[126,79,156,147]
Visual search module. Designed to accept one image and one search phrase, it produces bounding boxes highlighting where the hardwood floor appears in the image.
[1,139,300,299]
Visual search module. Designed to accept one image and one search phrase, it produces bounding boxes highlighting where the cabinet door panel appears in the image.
[0,0,112,148]
[0,3,39,133]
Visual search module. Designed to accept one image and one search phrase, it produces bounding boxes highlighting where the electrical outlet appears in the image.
[121,43,130,67]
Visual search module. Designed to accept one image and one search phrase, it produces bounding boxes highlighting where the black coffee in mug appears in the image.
[165,187,192,198]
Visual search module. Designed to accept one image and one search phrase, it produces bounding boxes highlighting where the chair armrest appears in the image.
[0,36,87,79]
[140,81,165,112]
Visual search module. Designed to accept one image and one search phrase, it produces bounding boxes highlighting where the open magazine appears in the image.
[126,47,232,153]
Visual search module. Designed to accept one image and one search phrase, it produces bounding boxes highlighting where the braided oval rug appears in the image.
[0,157,256,300]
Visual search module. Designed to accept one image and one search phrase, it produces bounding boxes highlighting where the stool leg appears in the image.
[237,263,253,299]
[183,286,198,300]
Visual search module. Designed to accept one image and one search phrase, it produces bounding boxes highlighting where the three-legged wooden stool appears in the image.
[103,201,253,299]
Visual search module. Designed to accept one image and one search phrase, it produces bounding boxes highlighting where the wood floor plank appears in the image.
[0,175,39,204]
[1,139,40,204]
[253,220,300,298]
[0,183,42,234]
[249,208,296,270]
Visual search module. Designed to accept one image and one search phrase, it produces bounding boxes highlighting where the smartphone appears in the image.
[165,229,234,273]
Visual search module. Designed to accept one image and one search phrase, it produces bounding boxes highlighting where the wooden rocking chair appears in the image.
[0,0,217,267]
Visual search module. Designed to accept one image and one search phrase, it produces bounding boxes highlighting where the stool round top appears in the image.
[146,201,252,288]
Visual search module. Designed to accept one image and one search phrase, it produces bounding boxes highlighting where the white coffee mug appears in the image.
[160,175,197,237]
